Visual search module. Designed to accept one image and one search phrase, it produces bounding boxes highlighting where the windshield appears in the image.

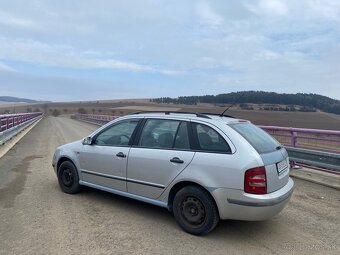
[230,123,281,154]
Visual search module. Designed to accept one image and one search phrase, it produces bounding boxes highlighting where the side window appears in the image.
[193,123,231,153]
[94,120,138,146]
[174,122,190,149]
[139,119,190,150]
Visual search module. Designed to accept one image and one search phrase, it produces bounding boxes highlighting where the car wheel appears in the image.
[57,161,81,194]
[173,185,219,235]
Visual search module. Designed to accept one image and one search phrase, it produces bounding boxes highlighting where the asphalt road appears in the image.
[0,116,339,255]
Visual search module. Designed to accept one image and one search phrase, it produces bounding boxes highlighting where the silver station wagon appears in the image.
[53,112,294,235]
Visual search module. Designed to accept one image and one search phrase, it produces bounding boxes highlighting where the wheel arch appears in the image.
[57,156,76,174]
[167,181,219,215]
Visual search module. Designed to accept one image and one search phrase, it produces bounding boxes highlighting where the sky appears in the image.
[0,0,339,101]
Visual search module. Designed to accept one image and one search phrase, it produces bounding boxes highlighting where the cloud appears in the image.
[64,58,155,72]
[196,1,223,27]
[0,11,39,29]
[0,61,16,72]
[246,0,289,16]
[0,38,183,75]
[306,0,340,21]
[0,70,144,101]
[0,0,339,100]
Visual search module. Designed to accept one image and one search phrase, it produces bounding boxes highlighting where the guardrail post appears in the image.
[290,131,297,147]
[290,130,298,168]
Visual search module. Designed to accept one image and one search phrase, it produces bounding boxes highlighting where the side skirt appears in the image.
[79,180,168,209]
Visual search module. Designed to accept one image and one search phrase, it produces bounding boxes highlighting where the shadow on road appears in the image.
[75,185,276,238]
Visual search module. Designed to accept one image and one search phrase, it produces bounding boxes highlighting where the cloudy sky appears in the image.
[0,0,339,101]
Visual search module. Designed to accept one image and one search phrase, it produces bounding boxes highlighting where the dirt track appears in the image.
[0,117,339,255]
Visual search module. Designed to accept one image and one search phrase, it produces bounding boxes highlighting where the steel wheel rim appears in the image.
[180,196,206,228]
[61,168,74,187]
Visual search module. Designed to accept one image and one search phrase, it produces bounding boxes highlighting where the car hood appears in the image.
[57,140,83,151]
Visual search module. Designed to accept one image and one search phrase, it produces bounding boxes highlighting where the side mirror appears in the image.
[82,136,93,145]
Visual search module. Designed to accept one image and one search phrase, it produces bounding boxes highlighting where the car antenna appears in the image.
[220,92,246,117]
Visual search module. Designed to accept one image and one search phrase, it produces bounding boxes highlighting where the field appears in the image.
[0,100,339,130]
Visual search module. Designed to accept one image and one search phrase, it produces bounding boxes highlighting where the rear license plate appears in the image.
[276,159,288,175]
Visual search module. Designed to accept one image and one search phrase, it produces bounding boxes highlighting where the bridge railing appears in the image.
[73,113,118,124]
[0,112,43,132]
[259,125,340,154]
[260,126,340,173]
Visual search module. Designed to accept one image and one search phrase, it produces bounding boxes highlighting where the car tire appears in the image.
[57,161,81,194]
[173,185,219,235]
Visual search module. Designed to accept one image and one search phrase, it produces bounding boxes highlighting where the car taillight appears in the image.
[244,166,267,194]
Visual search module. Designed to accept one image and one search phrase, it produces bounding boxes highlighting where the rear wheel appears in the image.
[173,186,219,235]
[57,161,81,194]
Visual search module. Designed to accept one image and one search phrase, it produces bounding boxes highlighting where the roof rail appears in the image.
[130,111,211,119]
[200,112,235,118]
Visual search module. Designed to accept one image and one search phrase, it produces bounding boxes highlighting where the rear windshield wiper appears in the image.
[276,145,282,150]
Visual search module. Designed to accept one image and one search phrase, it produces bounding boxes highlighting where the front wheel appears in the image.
[57,161,81,194]
[173,186,219,235]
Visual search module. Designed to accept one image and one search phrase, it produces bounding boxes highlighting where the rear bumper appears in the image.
[212,178,294,221]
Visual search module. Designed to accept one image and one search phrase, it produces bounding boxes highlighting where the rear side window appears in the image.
[139,119,190,150]
[192,123,231,153]
[230,123,280,154]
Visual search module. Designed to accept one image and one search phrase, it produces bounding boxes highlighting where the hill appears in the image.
[151,91,340,115]
[0,96,47,104]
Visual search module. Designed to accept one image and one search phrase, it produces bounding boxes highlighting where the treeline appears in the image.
[150,91,340,115]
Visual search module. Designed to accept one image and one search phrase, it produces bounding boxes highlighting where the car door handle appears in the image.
[116,152,126,158]
[170,157,184,164]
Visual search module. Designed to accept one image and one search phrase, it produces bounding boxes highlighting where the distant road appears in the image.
[0,117,339,254]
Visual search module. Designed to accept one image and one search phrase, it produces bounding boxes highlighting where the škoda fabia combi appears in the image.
[53,112,294,235]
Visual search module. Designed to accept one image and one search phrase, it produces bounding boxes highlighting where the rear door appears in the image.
[230,123,290,192]
[127,118,195,199]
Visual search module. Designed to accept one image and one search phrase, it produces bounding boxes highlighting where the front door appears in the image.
[79,119,139,191]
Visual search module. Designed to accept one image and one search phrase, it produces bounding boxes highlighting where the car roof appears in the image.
[126,111,249,125]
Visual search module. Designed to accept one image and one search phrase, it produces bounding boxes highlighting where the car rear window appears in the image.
[229,123,281,154]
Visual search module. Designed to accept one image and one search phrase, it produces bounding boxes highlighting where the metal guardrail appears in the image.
[73,114,340,173]
[285,147,340,172]
[0,112,43,144]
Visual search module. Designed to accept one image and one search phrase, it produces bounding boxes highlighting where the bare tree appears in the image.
[78,108,87,114]
[52,109,60,117]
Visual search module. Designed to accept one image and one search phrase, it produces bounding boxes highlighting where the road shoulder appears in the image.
[290,167,340,190]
